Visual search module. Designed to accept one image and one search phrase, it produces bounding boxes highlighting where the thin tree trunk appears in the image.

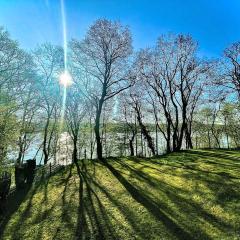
[166,119,171,153]
[155,123,158,155]
[135,115,138,156]
[129,134,135,157]
[73,137,78,164]
[141,131,143,156]
[94,100,104,161]
[135,107,155,156]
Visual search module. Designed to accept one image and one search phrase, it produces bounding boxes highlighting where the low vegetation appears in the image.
[1,149,239,240]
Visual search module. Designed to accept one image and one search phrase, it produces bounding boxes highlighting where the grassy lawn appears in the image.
[1,149,240,240]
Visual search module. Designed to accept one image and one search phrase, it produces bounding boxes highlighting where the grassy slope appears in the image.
[1,149,240,240]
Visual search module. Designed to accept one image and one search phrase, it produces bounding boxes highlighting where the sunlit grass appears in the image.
[1,149,240,239]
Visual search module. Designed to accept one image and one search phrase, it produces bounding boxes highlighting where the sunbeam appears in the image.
[59,0,71,131]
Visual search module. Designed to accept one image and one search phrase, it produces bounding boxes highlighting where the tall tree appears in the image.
[0,27,34,164]
[119,95,137,156]
[66,83,87,164]
[32,43,63,164]
[220,42,240,100]
[71,19,133,160]
[136,34,209,152]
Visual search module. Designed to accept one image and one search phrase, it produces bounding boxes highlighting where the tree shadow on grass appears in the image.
[0,179,45,239]
[2,151,239,239]
[0,166,67,239]
[59,164,76,231]
[185,150,240,163]
[84,175,146,238]
[106,156,240,239]
[74,160,119,240]
[72,157,232,239]
[103,160,195,240]
[0,184,32,237]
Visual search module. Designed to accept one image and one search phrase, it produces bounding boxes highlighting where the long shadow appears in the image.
[84,175,146,238]
[3,151,237,239]
[29,179,51,240]
[83,164,214,239]
[73,160,120,240]
[115,159,234,232]
[139,151,240,182]
[103,161,195,240]
[186,150,240,163]
[0,184,31,237]
[137,151,240,208]
[59,164,76,232]
[0,165,69,239]
[83,172,118,239]
[74,160,93,240]
[114,159,159,187]
[183,151,240,180]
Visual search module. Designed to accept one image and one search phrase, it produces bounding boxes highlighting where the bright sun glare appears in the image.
[59,71,73,87]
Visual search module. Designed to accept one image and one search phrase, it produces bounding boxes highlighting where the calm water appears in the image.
[8,132,233,166]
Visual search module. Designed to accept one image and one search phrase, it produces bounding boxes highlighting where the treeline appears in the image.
[0,19,239,166]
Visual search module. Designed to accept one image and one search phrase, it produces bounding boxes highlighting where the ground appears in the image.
[0,149,240,240]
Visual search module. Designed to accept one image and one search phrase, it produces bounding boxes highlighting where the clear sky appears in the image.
[0,0,239,57]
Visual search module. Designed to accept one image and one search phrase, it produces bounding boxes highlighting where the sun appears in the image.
[59,71,73,87]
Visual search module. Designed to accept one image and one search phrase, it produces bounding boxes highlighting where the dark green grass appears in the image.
[1,149,240,240]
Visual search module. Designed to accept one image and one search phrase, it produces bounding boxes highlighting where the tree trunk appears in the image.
[43,118,49,165]
[136,109,155,156]
[166,119,171,153]
[94,100,104,161]
[129,138,134,156]
[224,117,230,149]
[176,106,187,151]
[185,127,193,149]
[43,135,49,165]
[73,138,78,164]
[155,123,158,155]
[207,130,211,148]
[135,115,138,155]
[172,132,178,152]
[17,136,23,164]
[195,135,198,149]
[128,129,135,157]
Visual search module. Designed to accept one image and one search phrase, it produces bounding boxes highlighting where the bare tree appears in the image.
[220,42,240,100]
[32,43,63,164]
[131,96,155,156]
[135,34,210,152]
[16,69,39,164]
[119,94,137,156]
[71,19,133,160]
[66,84,87,164]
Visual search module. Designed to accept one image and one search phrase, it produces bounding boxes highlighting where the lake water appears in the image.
[8,132,233,166]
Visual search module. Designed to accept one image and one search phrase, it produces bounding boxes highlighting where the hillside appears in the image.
[1,150,240,240]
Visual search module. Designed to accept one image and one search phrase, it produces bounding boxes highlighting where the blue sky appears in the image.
[0,0,239,57]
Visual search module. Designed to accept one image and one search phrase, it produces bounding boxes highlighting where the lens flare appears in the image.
[59,71,73,87]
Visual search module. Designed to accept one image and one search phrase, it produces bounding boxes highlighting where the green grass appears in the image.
[1,149,240,240]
